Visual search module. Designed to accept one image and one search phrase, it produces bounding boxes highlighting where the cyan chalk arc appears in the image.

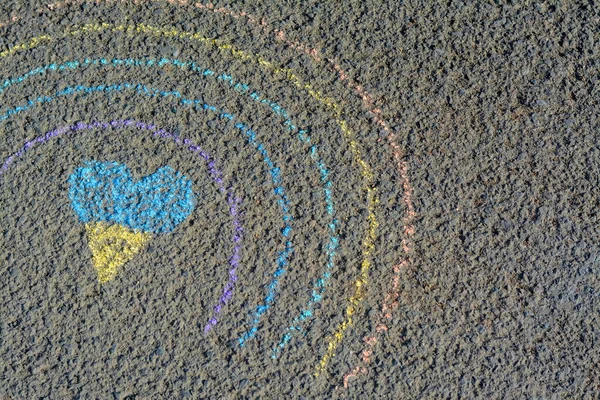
[0,119,243,323]
[272,141,339,357]
[0,82,297,344]
[0,24,380,372]
[0,58,340,350]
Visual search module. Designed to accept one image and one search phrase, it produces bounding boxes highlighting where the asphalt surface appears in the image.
[0,1,599,399]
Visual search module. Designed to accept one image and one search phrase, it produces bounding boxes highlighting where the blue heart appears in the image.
[68,160,196,234]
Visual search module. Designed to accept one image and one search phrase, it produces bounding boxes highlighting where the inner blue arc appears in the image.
[0,82,293,344]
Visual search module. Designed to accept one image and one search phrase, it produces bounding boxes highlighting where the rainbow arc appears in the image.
[0,2,415,393]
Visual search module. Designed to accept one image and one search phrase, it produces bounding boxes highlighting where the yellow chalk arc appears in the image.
[85,222,152,284]
[0,22,379,372]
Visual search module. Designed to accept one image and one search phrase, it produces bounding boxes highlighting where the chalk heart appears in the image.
[68,160,196,283]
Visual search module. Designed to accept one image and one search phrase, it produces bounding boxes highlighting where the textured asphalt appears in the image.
[0,1,599,399]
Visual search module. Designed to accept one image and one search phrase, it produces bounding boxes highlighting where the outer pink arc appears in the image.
[0,0,417,386]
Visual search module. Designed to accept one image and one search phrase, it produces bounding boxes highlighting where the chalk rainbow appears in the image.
[0,2,416,392]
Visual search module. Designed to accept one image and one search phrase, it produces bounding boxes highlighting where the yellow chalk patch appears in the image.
[85,222,151,284]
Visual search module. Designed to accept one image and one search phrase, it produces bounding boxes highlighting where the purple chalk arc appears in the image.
[0,119,243,332]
